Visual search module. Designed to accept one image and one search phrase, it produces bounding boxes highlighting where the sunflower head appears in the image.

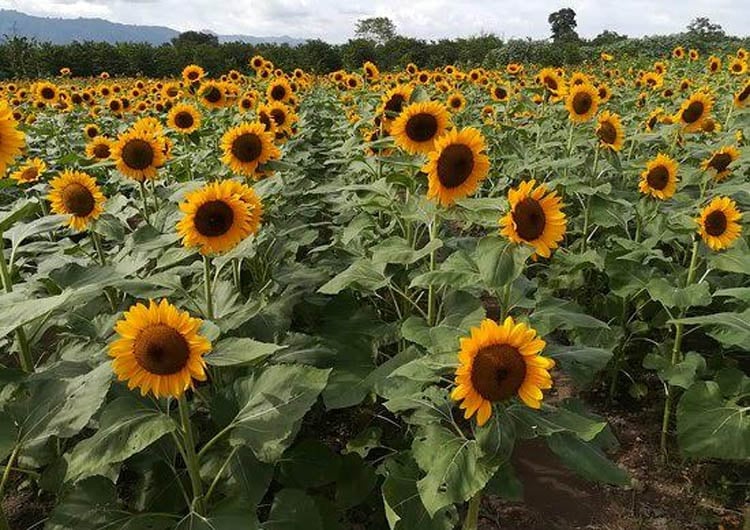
[168,103,202,134]
[697,197,742,251]
[182,64,205,83]
[500,180,567,258]
[391,101,451,155]
[447,92,466,112]
[111,124,166,181]
[596,111,625,151]
[177,180,261,255]
[0,101,25,174]
[86,136,113,160]
[565,83,599,123]
[266,77,292,103]
[381,85,413,120]
[677,91,714,132]
[10,158,46,184]
[639,153,679,200]
[220,122,280,177]
[734,81,750,109]
[701,146,740,181]
[423,127,490,207]
[47,170,105,231]
[451,317,554,426]
[110,299,211,398]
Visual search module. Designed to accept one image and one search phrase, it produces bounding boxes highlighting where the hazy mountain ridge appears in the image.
[0,9,306,46]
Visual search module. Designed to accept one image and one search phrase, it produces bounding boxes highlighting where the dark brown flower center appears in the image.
[203,86,222,103]
[470,344,527,402]
[270,84,287,101]
[385,94,406,114]
[436,144,474,188]
[194,200,234,237]
[646,165,670,190]
[86,127,98,138]
[681,101,704,123]
[187,70,199,80]
[134,324,190,375]
[93,143,111,159]
[704,210,727,236]
[739,84,750,102]
[572,91,592,115]
[231,133,263,163]
[709,153,732,173]
[174,111,195,130]
[450,97,462,108]
[597,121,618,144]
[405,113,438,142]
[40,87,55,100]
[513,198,546,241]
[494,87,507,99]
[121,139,155,170]
[20,168,38,182]
[61,183,95,217]
[270,108,286,127]
[732,63,742,72]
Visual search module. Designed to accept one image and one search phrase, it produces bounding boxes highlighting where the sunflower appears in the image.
[701,146,740,181]
[266,77,292,103]
[447,92,466,112]
[673,46,685,59]
[639,154,678,200]
[220,122,280,177]
[708,56,722,73]
[391,101,451,155]
[0,101,25,175]
[565,83,599,123]
[182,64,205,84]
[499,180,566,258]
[595,111,625,151]
[506,63,524,75]
[536,67,565,97]
[689,49,699,61]
[451,317,554,426]
[10,158,46,184]
[381,85,413,120]
[645,107,664,131]
[597,83,612,103]
[490,84,510,102]
[676,92,713,133]
[728,58,747,75]
[167,103,201,134]
[734,81,750,109]
[422,127,490,206]
[34,82,58,104]
[697,197,742,251]
[177,180,258,255]
[363,61,379,80]
[83,124,100,140]
[86,136,114,160]
[110,299,210,398]
[111,125,166,182]
[266,101,297,133]
[222,180,264,230]
[47,170,105,230]
[250,55,265,70]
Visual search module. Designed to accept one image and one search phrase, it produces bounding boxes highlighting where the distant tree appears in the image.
[298,39,342,72]
[171,31,219,47]
[591,30,627,46]
[686,17,726,39]
[354,17,397,45]
[548,8,579,43]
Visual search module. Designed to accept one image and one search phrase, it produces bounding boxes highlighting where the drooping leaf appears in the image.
[206,337,285,367]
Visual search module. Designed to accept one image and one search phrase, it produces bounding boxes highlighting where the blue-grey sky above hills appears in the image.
[0,0,747,42]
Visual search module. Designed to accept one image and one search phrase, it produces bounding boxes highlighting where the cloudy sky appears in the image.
[0,0,747,42]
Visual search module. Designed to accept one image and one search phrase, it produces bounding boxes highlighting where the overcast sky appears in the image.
[1,0,747,42]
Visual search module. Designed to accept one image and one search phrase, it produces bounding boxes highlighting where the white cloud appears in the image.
[0,0,747,41]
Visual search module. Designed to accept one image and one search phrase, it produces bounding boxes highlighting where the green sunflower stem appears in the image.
[178,395,205,515]
[563,122,575,179]
[462,491,482,530]
[660,238,700,462]
[92,230,118,312]
[427,214,439,327]
[581,147,600,254]
[138,180,150,224]
[0,233,33,373]
[203,255,215,320]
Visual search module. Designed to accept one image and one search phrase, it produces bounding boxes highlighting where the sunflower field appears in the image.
[0,47,749,530]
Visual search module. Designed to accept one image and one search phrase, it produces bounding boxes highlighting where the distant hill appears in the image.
[0,10,306,46]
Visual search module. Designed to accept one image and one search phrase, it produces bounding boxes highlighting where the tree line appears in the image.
[0,12,747,79]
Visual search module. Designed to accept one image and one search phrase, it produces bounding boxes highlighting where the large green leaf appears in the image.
[412,424,499,517]
[530,296,609,335]
[206,337,285,367]
[381,453,458,530]
[677,380,750,460]
[371,236,443,265]
[0,411,17,462]
[17,362,112,445]
[279,439,341,488]
[318,259,389,295]
[646,278,712,309]
[546,344,613,387]
[47,476,177,530]
[229,365,330,462]
[475,236,532,290]
[0,199,39,233]
[65,397,176,483]
[509,404,607,442]
[263,489,323,530]
[547,432,630,485]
